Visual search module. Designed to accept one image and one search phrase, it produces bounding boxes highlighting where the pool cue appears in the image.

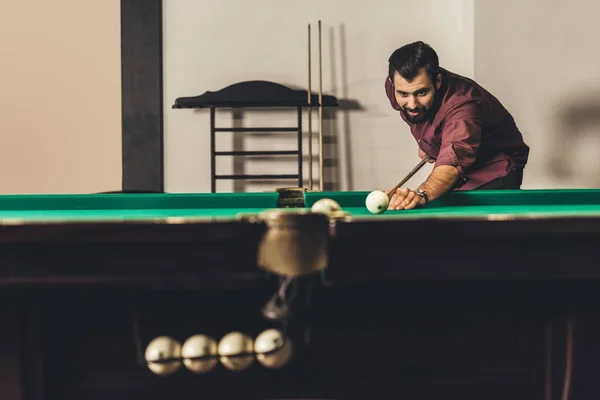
[318,20,324,191]
[307,23,313,190]
[387,155,432,199]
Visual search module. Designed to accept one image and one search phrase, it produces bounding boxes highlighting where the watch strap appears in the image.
[415,188,429,205]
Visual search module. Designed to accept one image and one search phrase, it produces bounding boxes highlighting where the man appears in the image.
[384,41,529,210]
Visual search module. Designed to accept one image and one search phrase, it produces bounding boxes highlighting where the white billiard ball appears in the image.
[254,328,293,369]
[365,190,389,214]
[144,336,182,376]
[181,334,218,374]
[311,198,341,215]
[217,331,255,371]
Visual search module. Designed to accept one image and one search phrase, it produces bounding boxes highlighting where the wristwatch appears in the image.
[414,188,429,205]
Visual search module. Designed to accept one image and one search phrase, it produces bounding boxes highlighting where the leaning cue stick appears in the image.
[387,156,432,199]
[318,20,324,191]
[307,23,313,190]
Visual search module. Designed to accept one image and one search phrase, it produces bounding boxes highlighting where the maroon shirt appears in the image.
[385,68,529,190]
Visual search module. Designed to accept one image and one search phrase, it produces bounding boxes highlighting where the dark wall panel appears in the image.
[120,0,164,192]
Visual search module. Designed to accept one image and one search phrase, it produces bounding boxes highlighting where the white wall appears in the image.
[0,0,122,194]
[474,0,600,188]
[163,0,475,193]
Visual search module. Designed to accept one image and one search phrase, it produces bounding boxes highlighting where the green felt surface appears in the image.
[2,189,600,224]
[305,189,600,219]
[0,192,278,222]
[338,205,600,219]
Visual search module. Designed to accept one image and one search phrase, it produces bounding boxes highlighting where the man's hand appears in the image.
[385,165,460,211]
[386,188,425,210]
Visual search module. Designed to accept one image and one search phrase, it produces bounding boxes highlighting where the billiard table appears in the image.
[1,188,600,400]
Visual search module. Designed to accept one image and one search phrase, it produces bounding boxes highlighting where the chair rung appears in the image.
[215,151,299,156]
[214,127,298,132]
[215,174,299,180]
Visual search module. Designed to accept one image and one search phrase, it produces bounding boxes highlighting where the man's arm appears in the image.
[419,165,460,200]
[388,101,483,210]
[388,165,459,210]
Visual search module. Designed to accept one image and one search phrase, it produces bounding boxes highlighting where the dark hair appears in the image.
[388,41,439,84]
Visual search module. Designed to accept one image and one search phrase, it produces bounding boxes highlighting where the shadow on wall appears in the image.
[325,23,354,191]
[230,23,365,192]
[548,95,600,187]
[233,24,366,192]
[244,23,363,192]
[225,99,364,193]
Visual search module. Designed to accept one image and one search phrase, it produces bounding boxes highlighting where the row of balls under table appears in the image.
[144,328,293,376]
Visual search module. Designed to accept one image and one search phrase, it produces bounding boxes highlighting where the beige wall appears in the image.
[0,0,122,194]
[2,1,597,195]
[475,0,600,189]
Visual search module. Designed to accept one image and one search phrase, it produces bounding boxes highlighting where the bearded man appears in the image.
[385,41,530,210]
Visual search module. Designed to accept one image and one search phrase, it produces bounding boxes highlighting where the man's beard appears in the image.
[401,106,429,123]
[401,87,439,123]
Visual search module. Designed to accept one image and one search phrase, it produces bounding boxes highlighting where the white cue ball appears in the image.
[144,336,182,376]
[311,198,341,215]
[254,328,293,369]
[181,334,218,374]
[217,331,255,371]
[365,190,389,214]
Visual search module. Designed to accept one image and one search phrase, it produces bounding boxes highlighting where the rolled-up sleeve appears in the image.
[435,101,483,176]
